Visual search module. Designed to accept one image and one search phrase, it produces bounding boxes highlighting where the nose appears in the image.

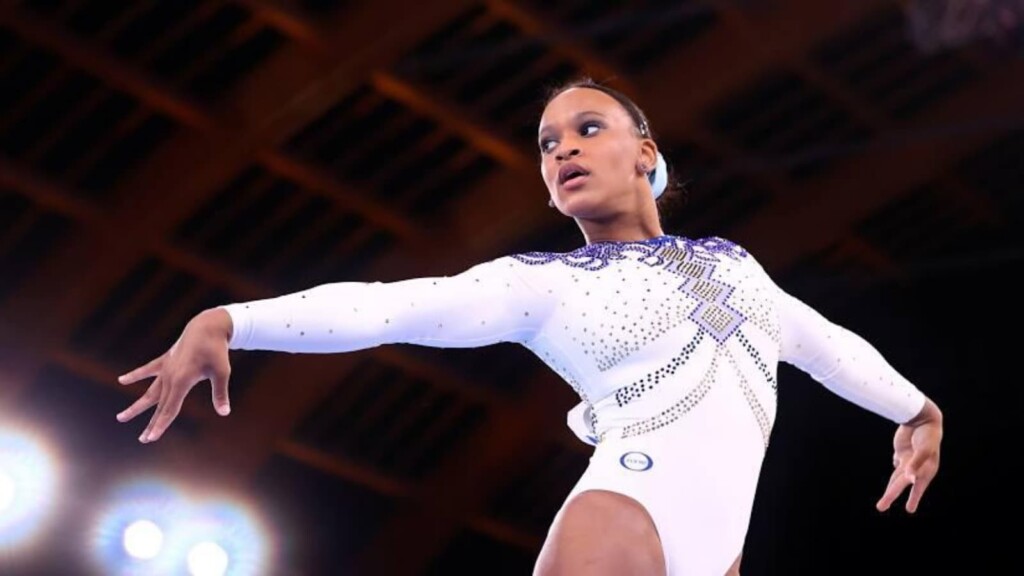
[555,147,580,162]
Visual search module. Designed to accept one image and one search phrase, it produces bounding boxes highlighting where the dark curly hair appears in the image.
[544,77,688,220]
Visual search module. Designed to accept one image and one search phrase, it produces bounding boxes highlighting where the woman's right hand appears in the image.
[116,308,234,443]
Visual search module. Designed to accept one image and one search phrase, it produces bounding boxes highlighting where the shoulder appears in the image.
[502,235,752,268]
[503,243,608,271]
[681,236,777,283]
[691,237,783,292]
[686,236,751,260]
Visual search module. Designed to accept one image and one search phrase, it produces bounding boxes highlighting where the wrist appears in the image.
[904,397,942,428]
[194,307,234,343]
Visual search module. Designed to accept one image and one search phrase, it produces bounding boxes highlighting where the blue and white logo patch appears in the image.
[619,451,653,472]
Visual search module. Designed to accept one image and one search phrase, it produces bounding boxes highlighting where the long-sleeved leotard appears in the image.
[226,235,923,428]
[222,235,925,576]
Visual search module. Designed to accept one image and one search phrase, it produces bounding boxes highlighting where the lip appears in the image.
[557,162,590,188]
[560,173,589,191]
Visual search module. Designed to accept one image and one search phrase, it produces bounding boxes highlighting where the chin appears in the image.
[556,190,611,219]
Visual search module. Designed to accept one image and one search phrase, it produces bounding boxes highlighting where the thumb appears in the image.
[210,365,231,416]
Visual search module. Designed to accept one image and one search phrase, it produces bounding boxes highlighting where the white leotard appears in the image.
[222,235,925,575]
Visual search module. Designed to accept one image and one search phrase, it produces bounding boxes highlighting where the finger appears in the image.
[140,371,175,443]
[905,467,936,513]
[876,467,902,510]
[876,468,912,512]
[117,381,161,423]
[119,355,164,385]
[142,377,191,443]
[209,366,231,416]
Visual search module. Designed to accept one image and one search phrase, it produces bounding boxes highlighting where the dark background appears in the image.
[0,0,1020,574]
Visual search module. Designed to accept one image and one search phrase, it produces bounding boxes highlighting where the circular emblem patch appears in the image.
[619,451,653,472]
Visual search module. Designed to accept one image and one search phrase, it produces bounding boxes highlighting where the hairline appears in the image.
[540,87,651,141]
[545,83,652,139]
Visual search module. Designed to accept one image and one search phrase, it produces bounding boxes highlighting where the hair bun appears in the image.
[648,152,668,199]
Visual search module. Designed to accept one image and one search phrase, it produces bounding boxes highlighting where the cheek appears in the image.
[540,160,557,188]
[600,145,634,181]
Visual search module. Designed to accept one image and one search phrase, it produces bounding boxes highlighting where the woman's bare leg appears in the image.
[534,489,666,576]
[725,553,742,575]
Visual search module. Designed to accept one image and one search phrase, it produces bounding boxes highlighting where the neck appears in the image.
[577,213,665,245]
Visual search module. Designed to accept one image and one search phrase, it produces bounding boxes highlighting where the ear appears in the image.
[636,138,658,175]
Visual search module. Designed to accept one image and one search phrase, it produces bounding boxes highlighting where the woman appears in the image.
[116,79,943,575]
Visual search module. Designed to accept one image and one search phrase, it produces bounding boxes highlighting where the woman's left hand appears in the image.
[876,398,943,514]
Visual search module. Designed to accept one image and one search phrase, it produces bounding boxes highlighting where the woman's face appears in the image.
[538,88,656,219]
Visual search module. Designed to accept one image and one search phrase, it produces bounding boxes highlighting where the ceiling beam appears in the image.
[483,0,628,90]
[636,0,894,129]
[0,105,575,561]
[0,157,503,405]
[0,0,467,458]
[0,6,220,132]
[706,1,903,275]
[360,1,902,270]
[0,4,419,239]
[239,2,538,176]
[277,440,544,551]
[370,72,533,170]
[730,65,1023,271]
[356,370,574,574]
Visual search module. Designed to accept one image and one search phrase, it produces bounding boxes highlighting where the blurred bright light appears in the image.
[0,428,59,551]
[94,479,272,575]
[0,471,15,513]
[92,479,185,574]
[170,499,270,576]
[123,519,163,560]
[187,541,229,576]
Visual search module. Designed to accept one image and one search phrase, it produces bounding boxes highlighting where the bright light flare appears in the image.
[93,479,273,575]
[92,479,185,574]
[0,471,15,513]
[169,499,270,576]
[123,519,163,560]
[187,541,229,576]
[0,428,60,551]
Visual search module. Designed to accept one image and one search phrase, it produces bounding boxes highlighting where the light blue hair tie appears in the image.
[648,151,668,199]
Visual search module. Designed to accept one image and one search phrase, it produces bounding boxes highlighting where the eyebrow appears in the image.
[538,110,607,136]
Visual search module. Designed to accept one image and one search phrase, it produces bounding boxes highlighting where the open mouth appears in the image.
[558,163,590,186]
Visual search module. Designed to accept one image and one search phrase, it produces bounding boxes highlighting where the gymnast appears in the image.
[116,78,943,575]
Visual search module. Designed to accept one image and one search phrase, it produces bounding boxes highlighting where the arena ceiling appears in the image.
[0,0,1020,574]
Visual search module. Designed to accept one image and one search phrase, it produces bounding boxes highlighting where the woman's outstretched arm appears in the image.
[774,283,943,513]
[775,287,927,423]
[116,256,552,443]
[224,257,548,352]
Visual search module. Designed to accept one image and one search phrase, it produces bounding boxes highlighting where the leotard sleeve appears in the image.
[773,281,927,425]
[220,256,551,353]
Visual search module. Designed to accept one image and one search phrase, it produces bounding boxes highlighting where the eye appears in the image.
[580,121,601,137]
[539,138,557,154]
